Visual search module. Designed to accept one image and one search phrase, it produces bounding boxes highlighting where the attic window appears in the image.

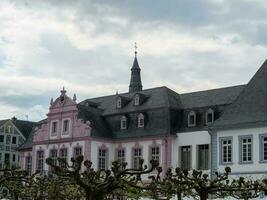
[134,94,140,106]
[137,113,145,128]
[188,111,196,127]
[206,108,214,125]
[120,116,127,130]
[117,97,122,109]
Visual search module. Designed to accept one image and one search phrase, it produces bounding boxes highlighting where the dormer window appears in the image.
[137,113,145,128]
[206,108,214,125]
[188,111,196,127]
[120,116,127,130]
[117,97,122,109]
[134,94,140,106]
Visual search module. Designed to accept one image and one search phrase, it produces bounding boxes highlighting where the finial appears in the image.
[134,42,137,57]
[116,90,118,95]
[50,98,53,105]
[73,93,77,102]
[60,86,66,95]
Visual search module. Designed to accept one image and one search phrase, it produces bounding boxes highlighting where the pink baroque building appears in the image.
[19,51,267,182]
[19,53,174,175]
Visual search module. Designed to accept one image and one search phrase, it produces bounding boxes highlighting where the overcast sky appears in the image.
[0,0,267,121]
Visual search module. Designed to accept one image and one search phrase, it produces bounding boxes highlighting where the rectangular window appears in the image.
[50,149,57,166]
[25,156,32,175]
[74,147,82,158]
[63,120,69,133]
[117,149,125,163]
[0,135,4,143]
[51,121,58,134]
[6,135,10,145]
[12,154,16,162]
[220,138,232,164]
[181,146,191,170]
[36,151,44,172]
[12,136,17,145]
[0,153,2,169]
[264,137,267,161]
[98,149,107,170]
[151,146,160,163]
[4,153,10,164]
[198,144,209,170]
[240,136,252,163]
[60,148,68,161]
[133,148,142,169]
[260,135,267,162]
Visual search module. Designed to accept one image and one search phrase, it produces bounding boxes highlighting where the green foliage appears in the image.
[1,158,267,200]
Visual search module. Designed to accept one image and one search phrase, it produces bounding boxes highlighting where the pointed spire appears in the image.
[60,86,66,95]
[129,42,143,93]
[73,93,77,102]
[116,90,118,95]
[50,98,54,105]
[134,42,137,58]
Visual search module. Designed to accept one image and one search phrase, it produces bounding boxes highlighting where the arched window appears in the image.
[206,108,214,125]
[120,116,127,130]
[188,111,196,127]
[117,97,122,108]
[137,113,145,128]
[134,94,140,106]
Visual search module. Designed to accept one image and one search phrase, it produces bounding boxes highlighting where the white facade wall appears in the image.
[217,126,267,178]
[33,140,85,172]
[91,139,164,170]
[172,131,210,170]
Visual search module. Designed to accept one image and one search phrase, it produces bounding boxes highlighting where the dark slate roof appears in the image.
[0,118,36,139]
[180,85,246,109]
[77,104,111,138]
[82,86,183,116]
[12,119,36,139]
[19,119,45,150]
[214,60,267,128]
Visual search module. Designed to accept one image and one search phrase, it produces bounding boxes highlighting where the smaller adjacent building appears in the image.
[0,117,35,169]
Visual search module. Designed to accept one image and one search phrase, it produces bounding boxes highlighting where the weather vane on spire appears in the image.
[134,42,137,57]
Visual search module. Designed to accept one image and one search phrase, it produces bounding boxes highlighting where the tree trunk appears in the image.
[86,192,105,200]
[199,192,209,200]
[177,192,182,200]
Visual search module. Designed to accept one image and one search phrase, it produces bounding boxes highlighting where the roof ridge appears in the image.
[181,84,246,95]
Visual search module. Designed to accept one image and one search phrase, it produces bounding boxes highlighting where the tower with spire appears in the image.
[129,43,143,93]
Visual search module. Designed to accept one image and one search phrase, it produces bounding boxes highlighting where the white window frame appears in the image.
[205,108,214,125]
[197,144,210,170]
[36,150,44,172]
[137,113,145,128]
[120,116,127,130]
[116,148,125,163]
[61,118,71,136]
[180,146,191,170]
[219,137,233,165]
[50,149,58,166]
[25,155,32,175]
[151,146,160,163]
[259,134,267,163]
[133,147,142,169]
[73,146,82,158]
[50,120,59,136]
[98,148,108,170]
[188,111,196,127]
[239,135,253,164]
